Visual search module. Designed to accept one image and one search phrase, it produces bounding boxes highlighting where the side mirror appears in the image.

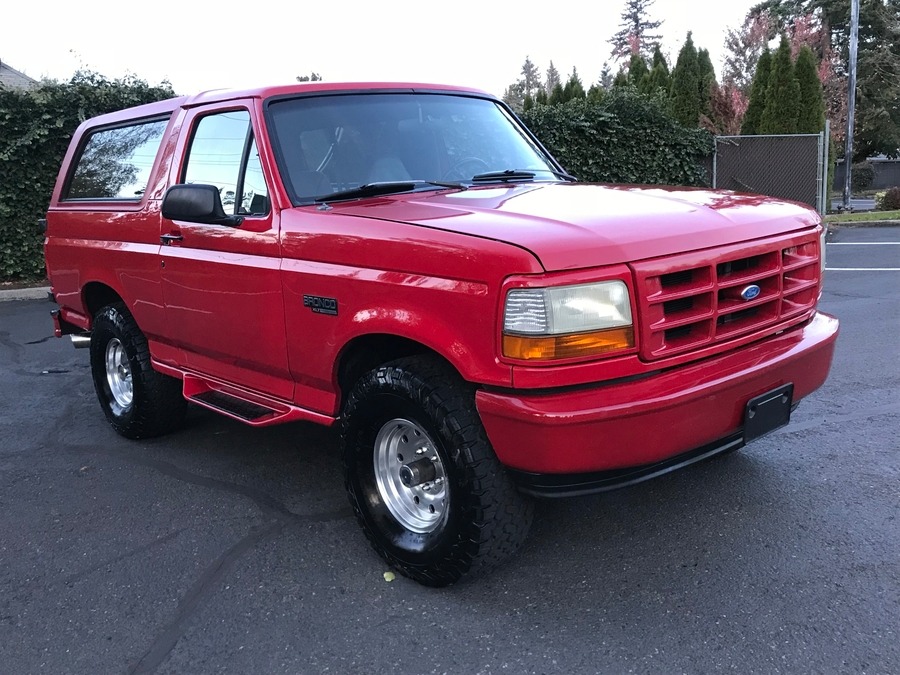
[161,184,243,227]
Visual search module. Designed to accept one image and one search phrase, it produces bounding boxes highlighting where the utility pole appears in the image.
[841,0,860,211]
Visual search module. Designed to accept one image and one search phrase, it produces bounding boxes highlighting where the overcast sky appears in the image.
[4,0,759,97]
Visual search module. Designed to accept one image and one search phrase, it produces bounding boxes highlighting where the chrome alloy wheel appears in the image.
[104,337,133,409]
[374,418,449,534]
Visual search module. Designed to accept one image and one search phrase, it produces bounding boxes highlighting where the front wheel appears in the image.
[90,303,186,439]
[341,356,533,586]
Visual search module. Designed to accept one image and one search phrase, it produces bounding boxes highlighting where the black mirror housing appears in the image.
[161,184,243,226]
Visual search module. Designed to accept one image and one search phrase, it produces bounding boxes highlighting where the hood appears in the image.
[328,183,821,271]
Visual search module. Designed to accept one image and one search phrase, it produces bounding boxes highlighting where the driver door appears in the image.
[158,103,292,400]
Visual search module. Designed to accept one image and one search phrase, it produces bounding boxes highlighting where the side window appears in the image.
[183,110,269,217]
[66,118,169,200]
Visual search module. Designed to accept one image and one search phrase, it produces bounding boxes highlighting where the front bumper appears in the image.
[476,312,839,494]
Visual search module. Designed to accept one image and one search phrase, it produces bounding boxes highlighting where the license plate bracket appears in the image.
[743,383,794,443]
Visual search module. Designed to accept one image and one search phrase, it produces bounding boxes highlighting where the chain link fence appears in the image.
[834,158,900,190]
[710,132,828,215]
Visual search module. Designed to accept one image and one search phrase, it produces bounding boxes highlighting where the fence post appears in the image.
[820,120,830,217]
[712,137,718,189]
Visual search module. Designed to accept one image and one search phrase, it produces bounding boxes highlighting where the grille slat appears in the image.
[660,270,694,288]
[634,234,820,360]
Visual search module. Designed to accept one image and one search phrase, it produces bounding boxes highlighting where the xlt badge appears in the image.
[303,295,338,315]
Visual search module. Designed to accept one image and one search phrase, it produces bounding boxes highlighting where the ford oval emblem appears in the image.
[740,284,761,301]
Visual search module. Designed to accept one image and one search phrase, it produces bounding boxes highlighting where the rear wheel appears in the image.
[341,355,533,586]
[90,303,186,439]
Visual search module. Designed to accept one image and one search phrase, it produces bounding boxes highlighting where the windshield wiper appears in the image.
[314,180,465,203]
[470,169,579,184]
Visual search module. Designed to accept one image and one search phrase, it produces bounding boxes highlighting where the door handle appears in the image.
[160,233,184,245]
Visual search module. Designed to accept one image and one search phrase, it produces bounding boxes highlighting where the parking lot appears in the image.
[1,226,898,674]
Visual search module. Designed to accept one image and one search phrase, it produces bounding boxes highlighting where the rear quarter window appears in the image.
[65,117,169,200]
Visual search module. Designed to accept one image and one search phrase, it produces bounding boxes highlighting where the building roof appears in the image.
[0,60,38,90]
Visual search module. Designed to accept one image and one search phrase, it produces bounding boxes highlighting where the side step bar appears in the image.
[191,389,274,422]
[180,373,334,428]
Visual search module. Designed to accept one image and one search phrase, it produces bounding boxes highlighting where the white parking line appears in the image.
[826,240,900,270]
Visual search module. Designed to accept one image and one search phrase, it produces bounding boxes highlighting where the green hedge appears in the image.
[0,72,174,281]
[522,88,713,186]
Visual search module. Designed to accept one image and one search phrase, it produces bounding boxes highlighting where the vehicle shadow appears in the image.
[152,402,795,603]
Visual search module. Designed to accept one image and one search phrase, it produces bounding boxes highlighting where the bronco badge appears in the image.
[303,295,338,315]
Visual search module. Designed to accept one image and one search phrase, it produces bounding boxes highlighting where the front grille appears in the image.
[632,232,820,360]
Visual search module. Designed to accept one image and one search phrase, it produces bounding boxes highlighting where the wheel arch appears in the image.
[335,333,455,412]
[82,282,125,325]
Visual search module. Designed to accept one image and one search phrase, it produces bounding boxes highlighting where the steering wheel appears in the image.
[442,157,490,181]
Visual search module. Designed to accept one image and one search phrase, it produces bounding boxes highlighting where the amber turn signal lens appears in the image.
[502,326,635,361]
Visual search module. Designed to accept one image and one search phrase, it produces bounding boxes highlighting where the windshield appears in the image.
[266,92,560,203]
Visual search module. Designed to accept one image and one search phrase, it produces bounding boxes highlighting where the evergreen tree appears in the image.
[545,61,562,95]
[669,33,702,127]
[502,81,526,112]
[296,72,323,82]
[599,62,614,90]
[733,0,899,157]
[697,48,717,117]
[520,56,543,99]
[563,68,586,100]
[795,44,825,133]
[535,89,549,105]
[523,93,535,112]
[651,45,669,77]
[644,46,670,94]
[759,35,799,134]
[610,0,664,60]
[628,54,650,89]
[613,70,630,88]
[501,56,543,111]
[549,83,566,105]
[646,62,670,94]
[741,48,771,134]
[587,84,606,102]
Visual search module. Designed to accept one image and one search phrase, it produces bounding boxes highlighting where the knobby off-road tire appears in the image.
[89,303,186,439]
[341,355,533,586]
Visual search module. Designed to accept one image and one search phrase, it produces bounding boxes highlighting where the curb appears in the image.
[0,286,52,302]
[825,220,900,228]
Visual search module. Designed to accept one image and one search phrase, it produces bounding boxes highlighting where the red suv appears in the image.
[45,82,839,585]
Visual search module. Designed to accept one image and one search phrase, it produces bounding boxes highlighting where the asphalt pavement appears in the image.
[1,227,898,674]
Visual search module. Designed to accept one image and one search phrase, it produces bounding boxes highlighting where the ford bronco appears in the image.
[44,82,839,585]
